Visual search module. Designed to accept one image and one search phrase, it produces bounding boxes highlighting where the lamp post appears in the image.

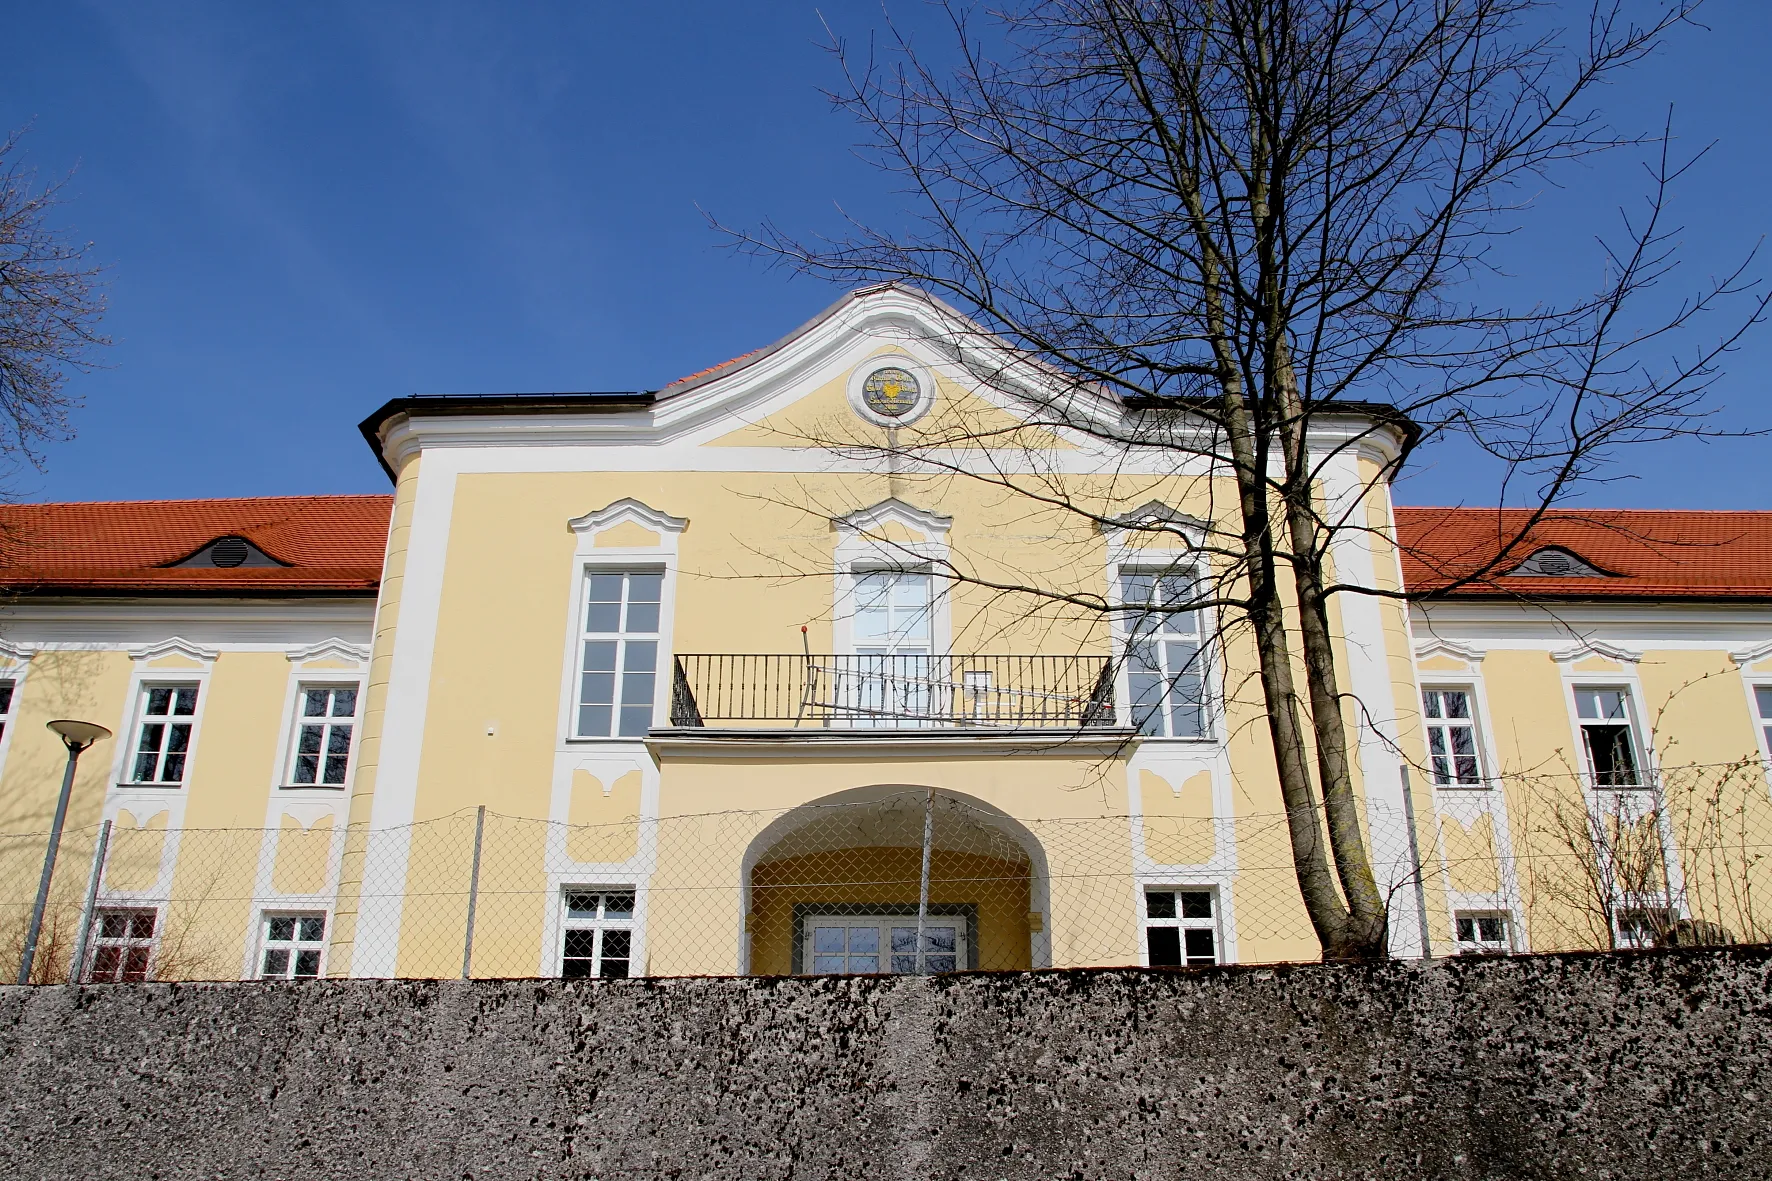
[17,719,112,985]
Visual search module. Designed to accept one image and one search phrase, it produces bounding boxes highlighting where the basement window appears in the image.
[560,889,635,979]
[87,908,157,982]
[1454,911,1512,955]
[1144,888,1219,966]
[259,913,326,979]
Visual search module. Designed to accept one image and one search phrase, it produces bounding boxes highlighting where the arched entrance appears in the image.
[739,786,1050,974]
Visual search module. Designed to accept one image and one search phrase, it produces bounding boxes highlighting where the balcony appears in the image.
[666,653,1120,734]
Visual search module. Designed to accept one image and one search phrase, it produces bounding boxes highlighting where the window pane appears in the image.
[1422,691,1443,720]
[1757,685,1772,720]
[264,949,291,976]
[578,704,613,737]
[332,689,357,718]
[601,929,631,962]
[1441,691,1470,720]
[923,927,957,954]
[625,600,660,634]
[1145,890,1176,919]
[294,950,322,977]
[303,689,328,717]
[627,572,663,607]
[565,893,600,919]
[1183,929,1216,963]
[848,927,878,954]
[173,687,198,715]
[563,929,597,957]
[1179,891,1213,919]
[130,912,156,938]
[298,915,325,941]
[1147,926,1182,967]
[147,686,172,715]
[849,956,879,973]
[603,892,635,920]
[813,956,846,974]
[269,916,297,941]
[891,928,919,953]
[814,927,845,954]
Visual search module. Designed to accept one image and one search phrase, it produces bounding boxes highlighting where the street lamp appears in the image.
[17,719,112,984]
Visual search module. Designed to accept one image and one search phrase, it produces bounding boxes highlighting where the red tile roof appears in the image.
[1396,507,1772,601]
[0,495,393,595]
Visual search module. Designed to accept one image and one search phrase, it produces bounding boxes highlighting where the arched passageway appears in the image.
[740,787,1050,974]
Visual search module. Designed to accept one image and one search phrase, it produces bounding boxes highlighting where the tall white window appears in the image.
[561,890,634,978]
[576,571,663,738]
[1144,888,1219,965]
[1121,570,1208,738]
[1574,686,1644,788]
[287,686,358,787]
[129,684,199,784]
[1755,685,1772,759]
[259,913,326,978]
[848,570,935,722]
[1422,688,1483,786]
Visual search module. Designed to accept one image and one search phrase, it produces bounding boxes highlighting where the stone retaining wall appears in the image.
[3,950,1770,1179]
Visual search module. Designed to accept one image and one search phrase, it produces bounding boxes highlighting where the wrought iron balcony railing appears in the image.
[668,654,1117,730]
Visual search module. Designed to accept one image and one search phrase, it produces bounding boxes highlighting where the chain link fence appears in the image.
[4,762,1770,984]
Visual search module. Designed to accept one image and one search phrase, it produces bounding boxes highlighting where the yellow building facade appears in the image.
[1,286,1768,982]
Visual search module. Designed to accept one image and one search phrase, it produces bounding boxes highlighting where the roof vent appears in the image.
[1509,546,1605,578]
[168,536,287,570]
[210,537,249,568]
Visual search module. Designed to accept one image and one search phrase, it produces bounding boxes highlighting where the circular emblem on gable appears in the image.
[861,367,921,419]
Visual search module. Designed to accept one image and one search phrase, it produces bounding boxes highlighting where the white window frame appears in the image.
[0,641,30,784]
[1740,670,1772,776]
[802,911,970,975]
[278,682,364,789]
[1614,905,1674,950]
[256,910,329,979]
[1569,683,1650,790]
[108,639,218,795]
[558,887,638,979]
[1452,909,1513,955]
[557,500,685,746]
[84,905,160,982]
[1420,684,1488,788]
[123,681,204,787]
[570,568,669,739]
[1114,563,1217,741]
[1140,885,1221,966]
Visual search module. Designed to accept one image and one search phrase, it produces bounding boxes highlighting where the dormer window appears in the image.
[1509,547,1605,577]
[169,536,285,569]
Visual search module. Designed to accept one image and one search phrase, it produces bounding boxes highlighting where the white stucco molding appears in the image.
[0,638,34,666]
[1413,638,1487,664]
[1550,639,1642,666]
[130,637,220,664]
[567,497,689,539]
[1098,500,1211,549]
[1729,640,1772,668]
[285,637,372,666]
[834,497,953,538]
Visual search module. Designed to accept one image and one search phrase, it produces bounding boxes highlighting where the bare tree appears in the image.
[0,129,106,474]
[728,0,1766,959]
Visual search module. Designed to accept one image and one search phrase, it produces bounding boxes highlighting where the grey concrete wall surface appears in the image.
[1,950,1770,1181]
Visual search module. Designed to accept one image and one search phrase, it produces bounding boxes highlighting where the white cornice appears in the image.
[833,498,953,537]
[1550,639,1642,665]
[1730,640,1772,667]
[0,638,33,665]
[286,637,371,665]
[1414,638,1487,663]
[130,636,221,664]
[567,497,689,538]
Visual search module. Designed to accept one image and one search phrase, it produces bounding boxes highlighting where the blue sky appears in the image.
[3,1,1767,508]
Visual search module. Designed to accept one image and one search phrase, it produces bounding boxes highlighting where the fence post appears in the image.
[914,788,934,973]
[67,819,113,985]
[1399,766,1433,960]
[461,806,486,980]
